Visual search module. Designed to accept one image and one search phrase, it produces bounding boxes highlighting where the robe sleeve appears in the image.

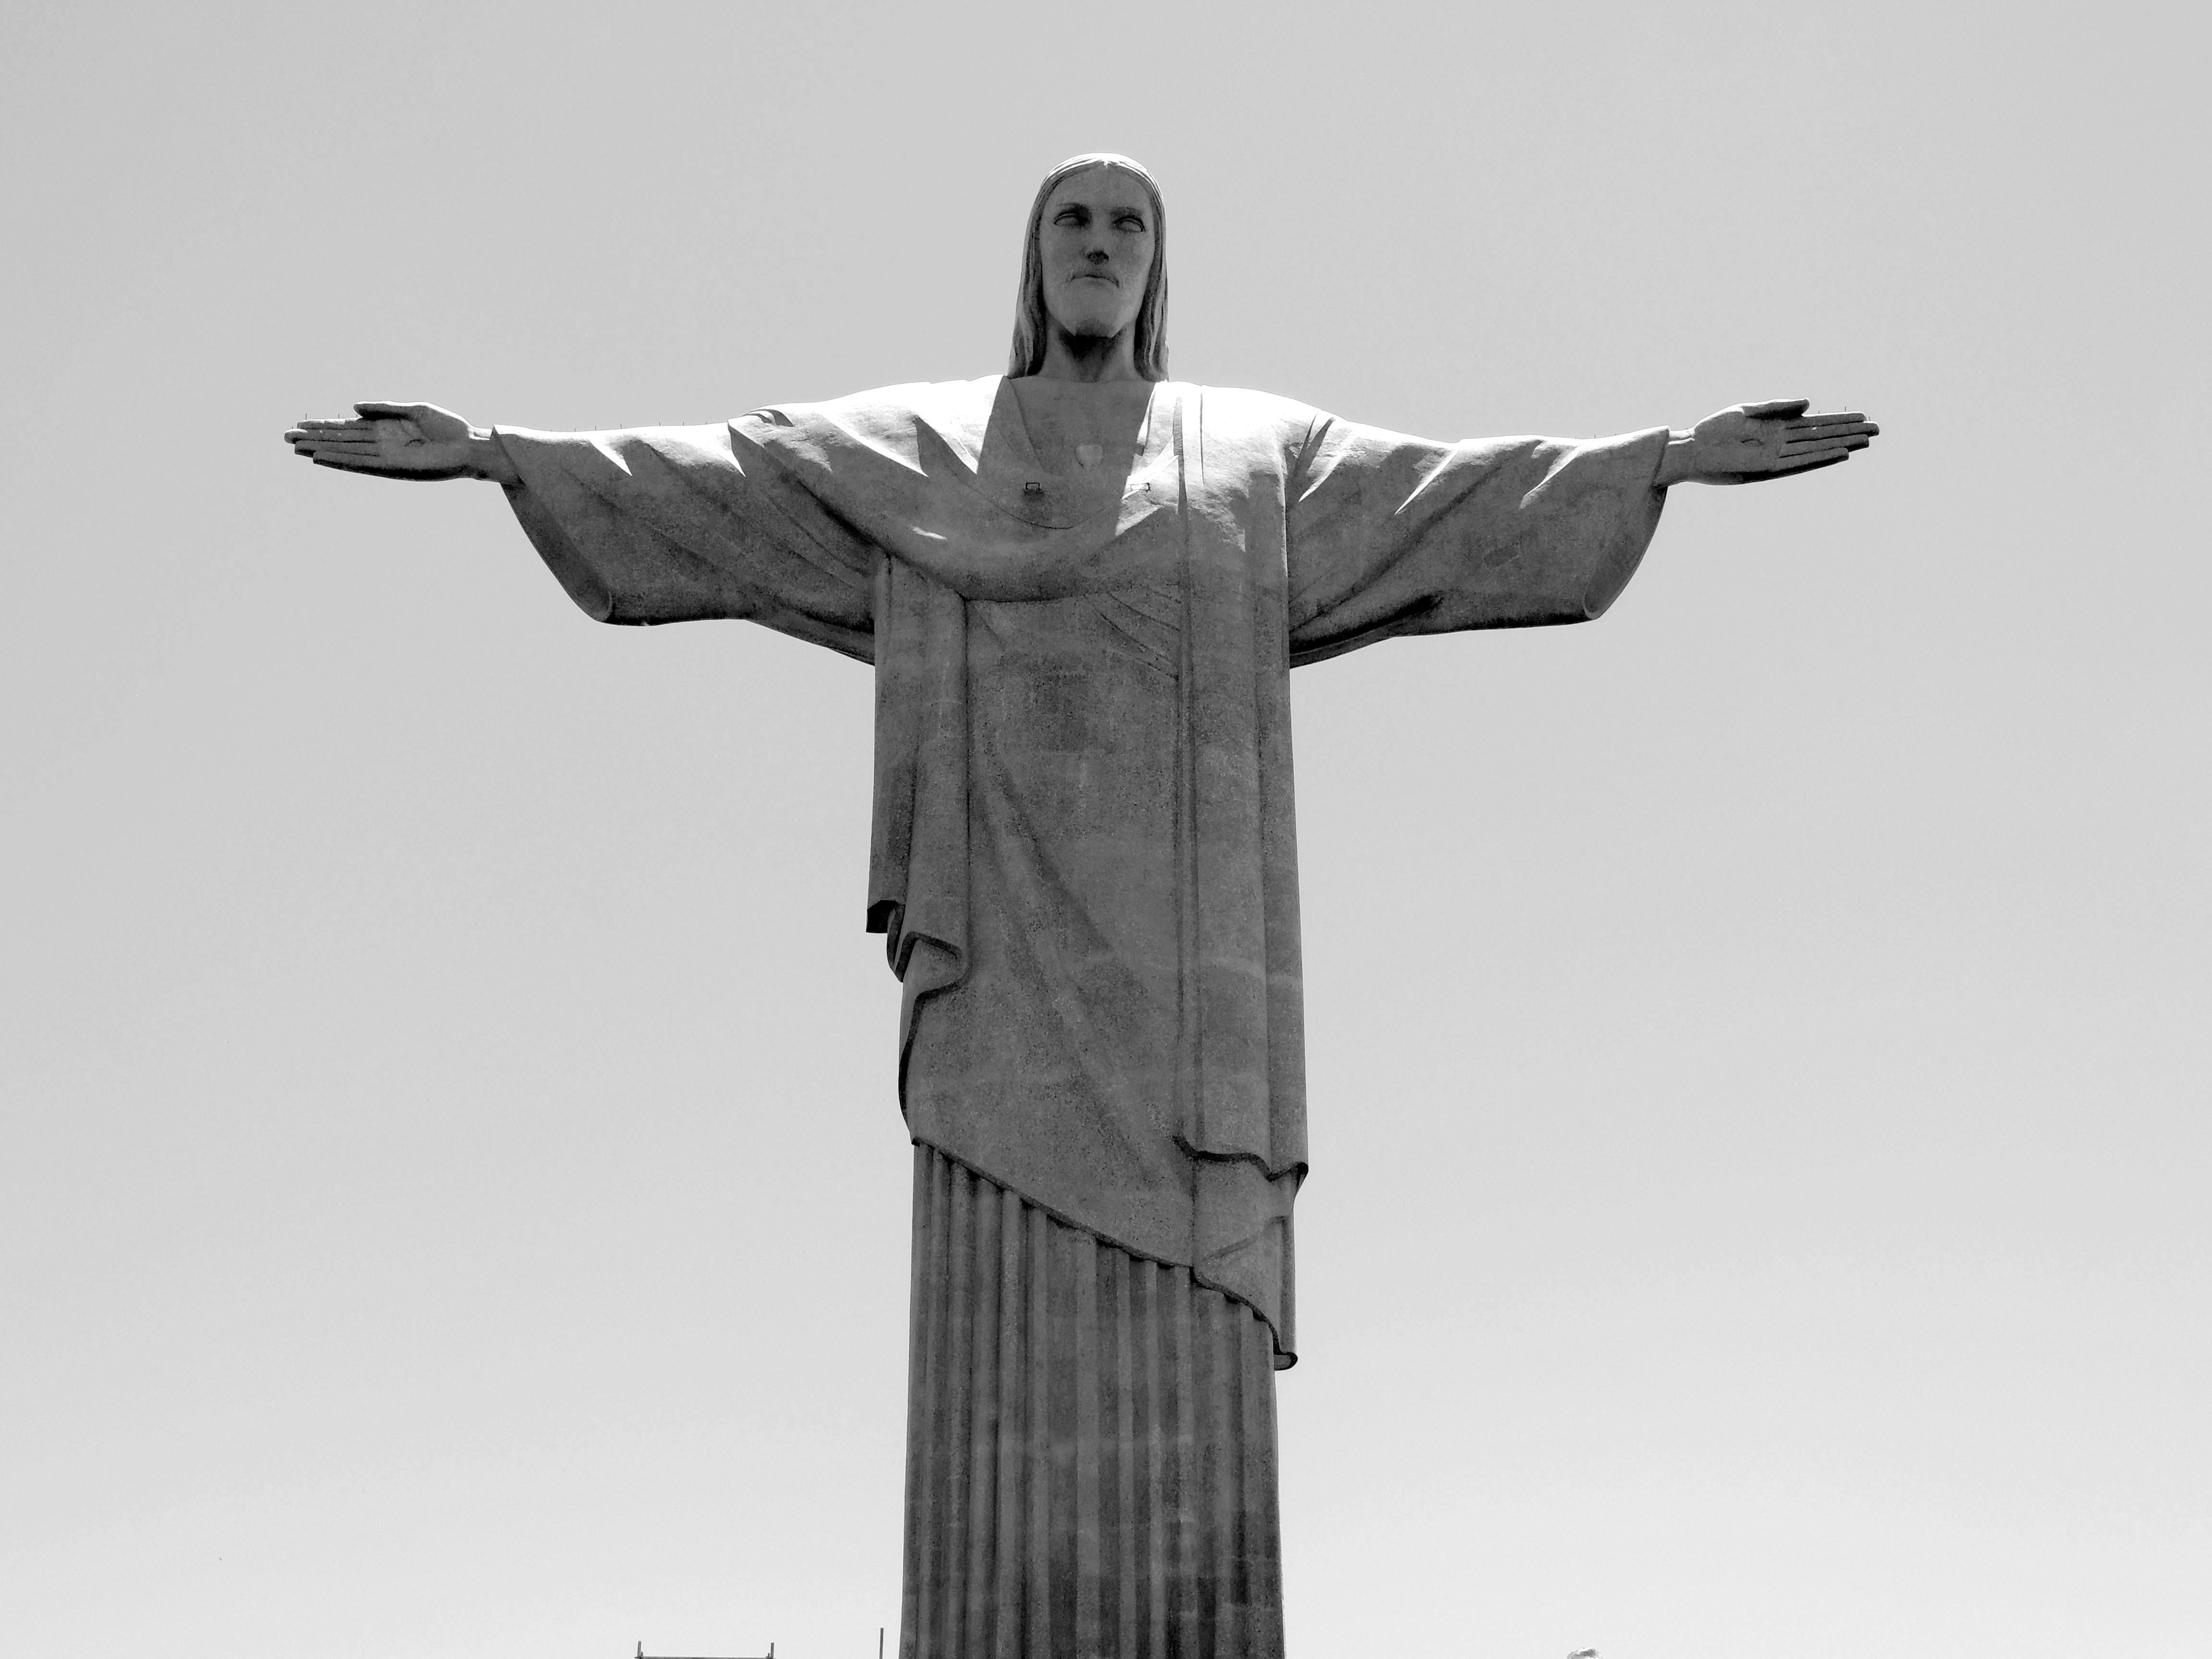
[493,418,878,662]
[1283,415,1672,667]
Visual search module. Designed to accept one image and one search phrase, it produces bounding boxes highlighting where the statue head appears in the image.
[1008,154,1169,381]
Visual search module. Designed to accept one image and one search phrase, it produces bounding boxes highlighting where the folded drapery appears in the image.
[903,1143,1284,1659]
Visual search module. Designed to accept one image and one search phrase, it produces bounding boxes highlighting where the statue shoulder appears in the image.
[741,378,974,433]
[732,378,1005,487]
[1165,384,1332,457]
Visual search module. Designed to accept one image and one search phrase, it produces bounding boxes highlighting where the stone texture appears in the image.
[904,1145,1283,1659]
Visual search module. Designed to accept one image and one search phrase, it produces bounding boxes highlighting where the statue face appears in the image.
[1036,167,1155,343]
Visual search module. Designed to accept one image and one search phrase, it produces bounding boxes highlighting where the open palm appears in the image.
[1686,398,1878,484]
[284,401,480,480]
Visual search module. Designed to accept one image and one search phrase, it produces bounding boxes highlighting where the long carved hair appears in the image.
[1007,153,1169,382]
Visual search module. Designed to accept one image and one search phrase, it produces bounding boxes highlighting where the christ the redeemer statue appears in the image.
[286,153,1876,1659]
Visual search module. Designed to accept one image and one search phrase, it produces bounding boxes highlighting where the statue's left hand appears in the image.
[1659,399,1879,486]
[283,401,514,483]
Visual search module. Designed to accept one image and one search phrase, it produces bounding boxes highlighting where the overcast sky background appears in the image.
[3,4,2205,1657]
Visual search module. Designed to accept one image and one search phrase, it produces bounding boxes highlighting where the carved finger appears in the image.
[1782,435,1872,455]
[1784,413,1870,432]
[1741,398,1812,419]
[353,400,429,417]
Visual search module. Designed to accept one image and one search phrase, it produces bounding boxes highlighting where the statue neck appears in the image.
[1034,322,1145,384]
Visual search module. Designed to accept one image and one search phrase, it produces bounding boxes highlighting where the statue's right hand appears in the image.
[284,401,484,480]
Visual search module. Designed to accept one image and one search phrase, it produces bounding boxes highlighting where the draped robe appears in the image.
[494,376,1670,1368]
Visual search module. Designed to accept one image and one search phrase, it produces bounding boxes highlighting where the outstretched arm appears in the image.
[1654,399,1878,486]
[284,401,520,486]
[283,406,879,652]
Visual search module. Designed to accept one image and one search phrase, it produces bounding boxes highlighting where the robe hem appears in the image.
[904,1131,1301,1370]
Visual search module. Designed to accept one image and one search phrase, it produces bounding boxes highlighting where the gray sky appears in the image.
[3,3,2204,1656]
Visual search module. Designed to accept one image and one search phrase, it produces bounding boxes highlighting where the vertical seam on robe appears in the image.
[1172,387,1203,1162]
